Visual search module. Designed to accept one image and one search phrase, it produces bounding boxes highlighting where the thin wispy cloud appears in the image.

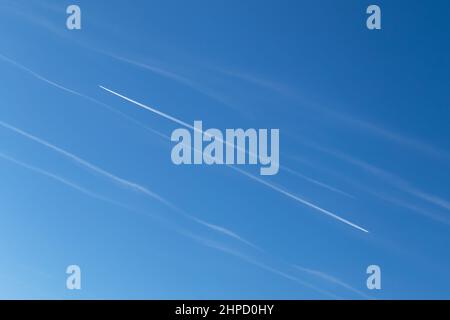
[281,165,355,199]
[337,115,450,161]
[373,189,450,226]
[105,53,244,114]
[183,231,340,299]
[309,143,450,214]
[0,120,256,250]
[293,265,372,299]
[214,68,296,98]
[189,216,264,252]
[218,69,450,161]
[0,120,170,206]
[0,53,82,96]
[99,86,369,233]
[0,1,65,37]
[0,152,138,214]
[289,150,450,227]
[108,54,200,89]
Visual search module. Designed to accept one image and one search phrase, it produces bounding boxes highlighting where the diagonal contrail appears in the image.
[189,216,264,252]
[100,85,194,129]
[0,120,258,249]
[219,68,450,161]
[281,165,355,199]
[0,120,170,206]
[99,86,257,158]
[0,153,107,202]
[105,54,246,115]
[306,141,450,214]
[293,265,372,299]
[99,85,369,233]
[182,231,340,299]
[231,166,368,233]
[0,152,142,215]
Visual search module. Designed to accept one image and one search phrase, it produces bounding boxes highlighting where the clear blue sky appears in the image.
[0,0,449,299]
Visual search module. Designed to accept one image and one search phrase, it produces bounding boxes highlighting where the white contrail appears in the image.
[281,165,355,199]
[309,143,450,214]
[99,85,369,233]
[230,166,368,233]
[0,120,170,205]
[0,120,257,249]
[293,265,372,299]
[100,86,252,157]
[290,151,450,227]
[182,231,340,299]
[0,152,137,213]
[0,53,85,97]
[189,216,264,252]
[105,54,245,114]
[100,85,194,129]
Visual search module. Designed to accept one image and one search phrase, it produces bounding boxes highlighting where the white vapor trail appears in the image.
[290,150,450,227]
[189,216,264,252]
[106,54,244,114]
[293,265,372,299]
[183,231,340,299]
[281,165,355,199]
[0,120,170,206]
[99,86,369,233]
[99,85,194,129]
[0,120,257,249]
[0,53,81,96]
[310,143,450,214]
[0,152,138,214]
[230,166,368,233]
[99,86,251,157]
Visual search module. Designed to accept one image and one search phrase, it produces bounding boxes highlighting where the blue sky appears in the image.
[0,0,449,299]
